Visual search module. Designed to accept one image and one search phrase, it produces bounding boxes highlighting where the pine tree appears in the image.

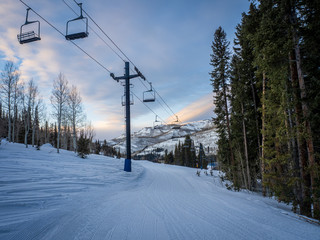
[77,130,90,158]
[183,135,192,167]
[167,151,174,164]
[198,143,207,170]
[164,149,168,164]
[249,0,296,203]
[236,0,320,218]
[297,0,320,219]
[174,141,183,166]
[229,12,263,190]
[94,140,101,154]
[210,26,237,186]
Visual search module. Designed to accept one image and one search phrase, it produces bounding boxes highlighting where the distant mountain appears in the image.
[107,120,218,157]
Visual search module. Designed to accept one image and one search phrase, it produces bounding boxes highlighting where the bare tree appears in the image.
[12,71,22,143]
[67,85,85,152]
[0,61,20,142]
[31,97,44,147]
[51,73,69,153]
[61,115,69,150]
[84,121,95,153]
[22,79,38,148]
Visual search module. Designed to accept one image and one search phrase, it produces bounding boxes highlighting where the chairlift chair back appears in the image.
[17,8,41,44]
[65,3,89,40]
[143,83,155,102]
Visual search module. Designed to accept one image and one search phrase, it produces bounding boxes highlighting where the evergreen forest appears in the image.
[210,0,320,219]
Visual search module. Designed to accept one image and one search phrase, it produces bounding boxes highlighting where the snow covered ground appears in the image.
[0,140,319,240]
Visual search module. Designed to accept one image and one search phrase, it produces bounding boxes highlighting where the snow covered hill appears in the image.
[0,141,319,240]
[107,119,218,156]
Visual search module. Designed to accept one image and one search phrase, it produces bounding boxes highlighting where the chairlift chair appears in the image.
[121,94,134,106]
[65,3,89,40]
[153,115,161,129]
[17,8,41,44]
[143,83,155,103]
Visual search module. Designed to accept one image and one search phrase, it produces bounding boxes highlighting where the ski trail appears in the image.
[1,154,319,240]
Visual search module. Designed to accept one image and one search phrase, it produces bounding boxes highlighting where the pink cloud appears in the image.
[167,93,213,123]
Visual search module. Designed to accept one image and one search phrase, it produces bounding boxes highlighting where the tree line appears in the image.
[0,61,114,157]
[164,135,209,169]
[210,0,320,219]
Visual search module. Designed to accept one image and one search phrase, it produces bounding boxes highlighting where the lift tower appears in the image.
[111,62,145,172]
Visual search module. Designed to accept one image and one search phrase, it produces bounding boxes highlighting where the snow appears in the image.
[1,140,319,240]
[110,120,218,157]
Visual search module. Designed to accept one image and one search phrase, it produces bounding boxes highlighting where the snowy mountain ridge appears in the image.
[107,119,218,156]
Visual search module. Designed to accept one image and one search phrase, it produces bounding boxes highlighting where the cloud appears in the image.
[93,117,125,140]
[168,93,213,123]
[0,0,249,140]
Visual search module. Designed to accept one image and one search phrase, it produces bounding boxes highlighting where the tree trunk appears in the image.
[222,80,236,185]
[24,107,30,148]
[237,147,248,189]
[32,124,35,147]
[57,102,62,153]
[45,121,48,143]
[250,78,261,158]
[241,102,251,190]
[24,120,29,148]
[289,51,311,216]
[294,41,318,218]
[57,118,60,154]
[7,88,11,142]
[261,72,266,196]
[73,122,77,153]
[290,3,318,218]
[12,105,16,143]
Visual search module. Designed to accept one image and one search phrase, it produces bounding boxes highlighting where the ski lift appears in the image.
[17,8,41,44]
[121,94,134,106]
[65,3,89,40]
[153,115,161,129]
[143,82,155,102]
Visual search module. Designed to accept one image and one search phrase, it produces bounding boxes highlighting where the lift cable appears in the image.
[71,0,179,123]
[62,0,126,63]
[67,0,160,101]
[135,76,179,123]
[131,91,168,125]
[19,0,178,125]
[19,0,112,74]
[154,89,180,122]
[72,0,134,66]
[154,95,175,121]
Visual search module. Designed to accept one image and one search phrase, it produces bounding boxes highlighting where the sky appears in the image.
[0,0,251,140]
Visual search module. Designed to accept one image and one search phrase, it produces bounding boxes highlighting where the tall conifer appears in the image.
[210,27,236,186]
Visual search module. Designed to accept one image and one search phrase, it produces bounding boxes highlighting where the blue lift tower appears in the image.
[110,62,145,172]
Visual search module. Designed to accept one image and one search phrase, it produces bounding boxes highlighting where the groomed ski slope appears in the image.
[0,141,319,240]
